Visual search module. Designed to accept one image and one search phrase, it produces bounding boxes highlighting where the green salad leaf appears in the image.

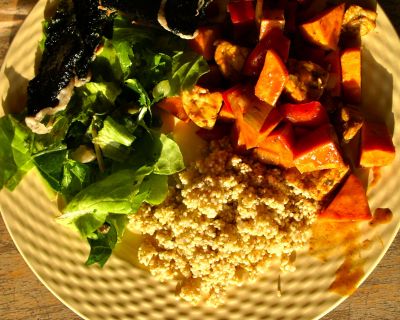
[0,115,34,190]
[0,12,205,267]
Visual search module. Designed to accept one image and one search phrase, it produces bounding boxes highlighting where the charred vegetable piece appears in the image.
[319,174,372,221]
[27,0,112,117]
[104,0,214,39]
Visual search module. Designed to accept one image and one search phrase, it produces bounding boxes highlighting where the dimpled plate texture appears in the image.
[0,1,399,319]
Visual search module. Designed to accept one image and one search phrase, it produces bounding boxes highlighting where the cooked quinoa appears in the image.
[128,139,320,306]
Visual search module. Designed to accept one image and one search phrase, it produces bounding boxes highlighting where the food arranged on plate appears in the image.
[0,0,396,306]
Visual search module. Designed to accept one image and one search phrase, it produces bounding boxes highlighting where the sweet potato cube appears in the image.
[319,174,372,221]
[255,50,288,106]
[294,124,345,173]
[189,27,221,61]
[341,48,361,104]
[300,3,345,50]
[255,122,295,168]
[243,28,290,77]
[360,121,395,167]
[181,86,223,129]
[156,97,189,122]
[259,9,285,40]
[279,101,329,127]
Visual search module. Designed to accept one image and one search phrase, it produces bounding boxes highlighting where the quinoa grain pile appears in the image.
[128,139,321,306]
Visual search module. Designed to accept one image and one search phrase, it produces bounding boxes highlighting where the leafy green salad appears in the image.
[0,14,209,266]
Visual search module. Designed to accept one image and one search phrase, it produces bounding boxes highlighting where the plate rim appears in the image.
[0,1,399,319]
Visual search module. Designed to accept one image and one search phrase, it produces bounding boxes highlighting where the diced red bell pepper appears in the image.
[293,124,345,173]
[228,0,256,24]
[319,174,372,221]
[359,121,395,167]
[279,101,329,127]
[255,122,295,168]
[243,28,290,77]
[257,107,284,143]
[255,49,288,106]
[324,50,341,97]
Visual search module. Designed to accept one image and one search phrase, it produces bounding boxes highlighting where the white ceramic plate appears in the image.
[1,1,399,319]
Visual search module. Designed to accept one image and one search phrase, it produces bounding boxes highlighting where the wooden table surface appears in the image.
[0,1,399,319]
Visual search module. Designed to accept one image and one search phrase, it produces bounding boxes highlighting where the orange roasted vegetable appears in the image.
[223,85,273,149]
[255,122,295,168]
[341,47,361,104]
[359,121,395,167]
[300,3,345,50]
[181,86,223,129]
[259,9,285,40]
[156,97,189,122]
[319,174,372,221]
[218,103,236,121]
[294,124,345,173]
[189,27,221,61]
[255,50,288,106]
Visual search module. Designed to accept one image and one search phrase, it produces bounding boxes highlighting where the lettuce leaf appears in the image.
[0,115,34,190]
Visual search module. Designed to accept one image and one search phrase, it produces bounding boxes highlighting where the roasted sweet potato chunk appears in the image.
[243,28,290,77]
[359,121,395,167]
[189,27,221,61]
[294,124,345,173]
[300,3,345,50]
[319,174,372,221]
[341,47,361,104]
[156,97,189,122]
[259,9,285,40]
[255,50,288,106]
